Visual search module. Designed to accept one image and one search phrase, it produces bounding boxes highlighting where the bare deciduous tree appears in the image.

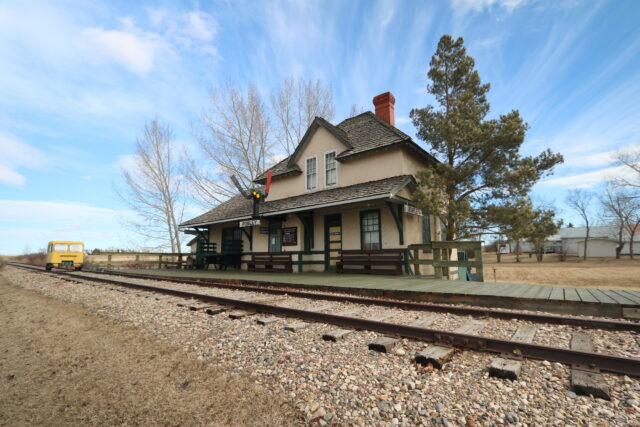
[600,184,633,259]
[348,104,365,118]
[118,119,184,252]
[566,189,594,259]
[613,146,640,190]
[271,77,335,155]
[185,83,272,206]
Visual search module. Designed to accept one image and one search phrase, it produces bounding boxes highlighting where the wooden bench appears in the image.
[336,249,404,275]
[248,252,293,273]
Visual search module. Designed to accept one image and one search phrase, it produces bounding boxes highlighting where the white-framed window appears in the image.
[306,156,317,190]
[325,151,337,186]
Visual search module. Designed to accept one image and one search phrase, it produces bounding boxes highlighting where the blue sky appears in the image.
[1,0,639,254]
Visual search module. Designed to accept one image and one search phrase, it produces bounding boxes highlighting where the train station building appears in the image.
[180,92,443,272]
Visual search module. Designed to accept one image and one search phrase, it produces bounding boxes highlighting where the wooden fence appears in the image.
[87,252,187,269]
[407,241,484,282]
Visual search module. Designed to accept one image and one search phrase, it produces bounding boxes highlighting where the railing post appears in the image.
[433,247,442,279]
[413,248,420,276]
[475,243,484,282]
[107,254,112,270]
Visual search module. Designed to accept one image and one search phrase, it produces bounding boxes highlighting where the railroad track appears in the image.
[7,263,640,399]
[82,267,640,332]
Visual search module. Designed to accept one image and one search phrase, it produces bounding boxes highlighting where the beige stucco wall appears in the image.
[266,127,431,202]
[267,126,348,201]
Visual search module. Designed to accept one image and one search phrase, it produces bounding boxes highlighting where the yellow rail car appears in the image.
[45,241,85,271]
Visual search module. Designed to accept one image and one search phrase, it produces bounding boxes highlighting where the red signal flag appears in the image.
[265,171,272,196]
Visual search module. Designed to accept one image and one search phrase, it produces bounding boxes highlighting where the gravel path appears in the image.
[4,266,640,426]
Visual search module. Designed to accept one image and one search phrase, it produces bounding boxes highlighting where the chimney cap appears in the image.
[372,91,395,106]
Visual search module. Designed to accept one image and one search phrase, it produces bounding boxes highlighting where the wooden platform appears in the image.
[112,269,640,318]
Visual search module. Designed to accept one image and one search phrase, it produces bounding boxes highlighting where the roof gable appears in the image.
[286,117,352,168]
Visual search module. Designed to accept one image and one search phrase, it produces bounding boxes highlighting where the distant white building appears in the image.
[508,225,640,257]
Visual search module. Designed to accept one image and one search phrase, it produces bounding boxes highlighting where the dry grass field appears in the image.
[485,253,640,290]
[0,277,295,426]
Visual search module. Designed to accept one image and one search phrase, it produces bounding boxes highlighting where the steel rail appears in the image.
[10,264,640,377]
[92,268,640,333]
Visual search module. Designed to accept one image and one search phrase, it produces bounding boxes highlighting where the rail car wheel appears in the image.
[45,264,52,271]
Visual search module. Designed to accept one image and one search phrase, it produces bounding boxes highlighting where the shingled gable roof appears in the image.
[254,111,437,183]
[180,175,415,227]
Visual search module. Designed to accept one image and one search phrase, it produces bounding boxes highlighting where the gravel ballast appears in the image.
[4,266,640,426]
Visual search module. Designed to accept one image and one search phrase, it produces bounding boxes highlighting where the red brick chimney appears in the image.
[372,92,395,126]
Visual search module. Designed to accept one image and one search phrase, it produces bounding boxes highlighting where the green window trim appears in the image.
[360,209,382,251]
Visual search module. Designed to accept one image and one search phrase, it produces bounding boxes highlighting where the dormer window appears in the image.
[306,157,317,190]
[325,151,337,186]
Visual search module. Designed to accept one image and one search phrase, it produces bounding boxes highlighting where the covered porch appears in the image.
[183,176,440,274]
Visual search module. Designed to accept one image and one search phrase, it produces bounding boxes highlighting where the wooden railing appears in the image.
[87,252,187,269]
[407,241,484,282]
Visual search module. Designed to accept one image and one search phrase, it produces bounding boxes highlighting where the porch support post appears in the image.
[241,227,253,251]
[195,227,209,243]
[386,202,404,245]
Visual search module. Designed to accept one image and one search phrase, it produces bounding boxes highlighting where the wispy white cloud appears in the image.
[0,133,47,187]
[84,25,167,75]
[0,200,131,224]
[451,0,531,14]
[538,164,635,189]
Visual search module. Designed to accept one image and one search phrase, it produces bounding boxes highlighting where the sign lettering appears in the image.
[239,219,261,227]
[404,205,423,216]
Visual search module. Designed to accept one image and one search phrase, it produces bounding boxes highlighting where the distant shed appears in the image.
[576,238,618,258]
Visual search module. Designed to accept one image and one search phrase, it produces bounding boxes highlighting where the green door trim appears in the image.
[324,214,342,272]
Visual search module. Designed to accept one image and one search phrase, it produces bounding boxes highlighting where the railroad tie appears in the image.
[176,299,197,308]
[369,313,439,353]
[407,313,439,328]
[321,308,365,341]
[488,324,537,380]
[284,322,309,332]
[366,312,400,352]
[256,317,279,325]
[188,302,217,311]
[205,305,227,315]
[228,310,255,319]
[368,337,398,353]
[322,329,352,341]
[415,320,486,369]
[570,333,611,400]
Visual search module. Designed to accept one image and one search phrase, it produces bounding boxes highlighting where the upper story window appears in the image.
[306,157,317,190]
[325,151,337,186]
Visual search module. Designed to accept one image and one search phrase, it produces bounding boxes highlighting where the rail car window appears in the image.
[53,243,68,252]
[69,244,83,252]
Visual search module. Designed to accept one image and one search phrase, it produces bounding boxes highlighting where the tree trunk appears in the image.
[583,225,590,260]
[515,241,521,263]
[630,231,636,260]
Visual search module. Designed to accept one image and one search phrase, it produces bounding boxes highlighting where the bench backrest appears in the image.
[339,249,403,262]
[251,252,292,261]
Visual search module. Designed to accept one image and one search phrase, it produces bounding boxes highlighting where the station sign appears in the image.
[239,219,261,227]
[404,205,423,216]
